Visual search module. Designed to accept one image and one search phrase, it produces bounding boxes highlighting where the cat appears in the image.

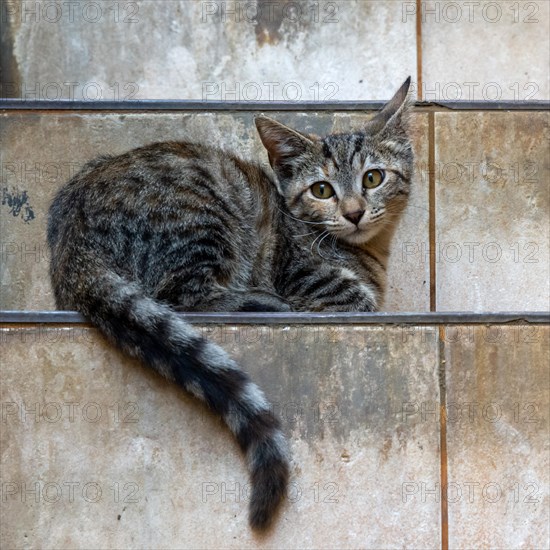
[47,77,413,530]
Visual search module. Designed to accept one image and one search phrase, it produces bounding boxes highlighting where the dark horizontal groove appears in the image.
[1,311,548,325]
[0,99,548,112]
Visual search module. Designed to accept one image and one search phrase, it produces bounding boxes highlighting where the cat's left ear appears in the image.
[366,77,413,137]
[255,115,315,178]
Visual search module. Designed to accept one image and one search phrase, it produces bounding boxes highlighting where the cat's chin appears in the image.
[337,227,377,246]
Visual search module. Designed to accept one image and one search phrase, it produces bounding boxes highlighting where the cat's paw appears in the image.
[239,292,292,312]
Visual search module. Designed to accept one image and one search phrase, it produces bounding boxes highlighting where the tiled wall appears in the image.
[1,108,548,312]
[444,325,550,547]
[1,323,548,548]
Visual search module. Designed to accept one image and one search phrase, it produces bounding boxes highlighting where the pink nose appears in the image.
[344,210,365,226]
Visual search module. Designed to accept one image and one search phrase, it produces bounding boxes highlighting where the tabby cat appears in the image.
[47,78,413,530]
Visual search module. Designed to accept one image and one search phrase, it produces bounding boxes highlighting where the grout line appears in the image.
[438,326,449,550]
[416,0,423,100]
[429,112,436,311]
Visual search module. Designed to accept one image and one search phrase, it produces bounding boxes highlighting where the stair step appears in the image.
[1,321,548,548]
[1,108,548,312]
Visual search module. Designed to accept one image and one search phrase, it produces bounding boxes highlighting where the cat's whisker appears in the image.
[385,208,428,221]
[316,230,332,260]
[385,208,424,221]
[329,234,346,260]
[367,220,400,230]
[276,207,327,226]
[309,229,329,256]
[404,203,430,213]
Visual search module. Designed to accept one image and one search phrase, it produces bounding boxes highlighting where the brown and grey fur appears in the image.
[47,79,414,530]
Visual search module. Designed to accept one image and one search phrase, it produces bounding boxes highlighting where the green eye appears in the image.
[310,181,335,199]
[363,169,385,189]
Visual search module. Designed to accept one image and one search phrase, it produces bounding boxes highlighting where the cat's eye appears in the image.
[362,169,385,189]
[310,181,335,199]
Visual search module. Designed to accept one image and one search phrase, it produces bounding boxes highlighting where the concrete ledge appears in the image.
[1,310,550,325]
[1,99,550,111]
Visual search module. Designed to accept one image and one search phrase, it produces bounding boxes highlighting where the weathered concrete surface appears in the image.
[0,324,441,549]
[2,0,416,101]
[434,112,550,311]
[444,325,550,549]
[4,1,550,102]
[421,1,550,100]
[0,111,430,312]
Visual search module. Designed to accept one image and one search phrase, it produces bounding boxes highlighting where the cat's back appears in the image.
[47,140,277,296]
[49,140,274,239]
[52,141,262,211]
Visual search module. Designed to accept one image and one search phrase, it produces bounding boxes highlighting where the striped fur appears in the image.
[47,78,413,530]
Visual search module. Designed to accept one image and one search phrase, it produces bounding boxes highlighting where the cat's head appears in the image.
[255,77,414,246]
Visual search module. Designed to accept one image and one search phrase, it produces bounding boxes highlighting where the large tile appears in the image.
[0,111,430,311]
[385,113,430,311]
[434,112,550,311]
[2,0,415,100]
[0,324,441,548]
[444,325,550,549]
[420,1,550,100]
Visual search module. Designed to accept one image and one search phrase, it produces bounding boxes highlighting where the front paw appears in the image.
[239,292,292,312]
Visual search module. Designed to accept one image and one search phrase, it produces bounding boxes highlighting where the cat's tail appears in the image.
[69,267,289,530]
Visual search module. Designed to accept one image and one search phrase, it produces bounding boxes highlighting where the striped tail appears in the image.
[76,270,289,529]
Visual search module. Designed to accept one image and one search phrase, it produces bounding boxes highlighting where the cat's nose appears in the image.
[343,210,365,226]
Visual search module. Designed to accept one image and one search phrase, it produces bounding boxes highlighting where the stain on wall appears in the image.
[0,0,21,97]
[1,188,34,223]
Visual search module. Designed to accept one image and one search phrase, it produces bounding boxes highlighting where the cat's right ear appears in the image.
[255,115,314,177]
